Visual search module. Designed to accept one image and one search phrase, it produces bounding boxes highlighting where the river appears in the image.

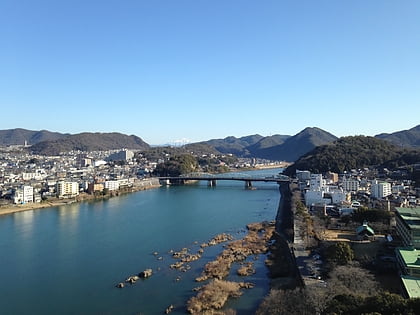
[0,168,282,314]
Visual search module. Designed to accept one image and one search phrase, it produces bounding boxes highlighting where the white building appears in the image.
[371,181,392,199]
[330,190,349,204]
[57,181,79,198]
[104,180,120,191]
[310,174,326,191]
[304,190,333,206]
[342,179,360,192]
[13,185,34,204]
[107,150,134,162]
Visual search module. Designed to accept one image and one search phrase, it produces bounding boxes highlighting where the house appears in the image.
[356,221,375,240]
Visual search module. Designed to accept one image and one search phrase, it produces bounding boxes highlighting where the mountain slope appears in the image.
[30,132,150,155]
[0,128,68,146]
[193,128,337,161]
[283,136,416,175]
[259,127,337,161]
[200,134,264,156]
[375,125,420,147]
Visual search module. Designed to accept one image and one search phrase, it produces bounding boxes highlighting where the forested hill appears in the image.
[375,124,420,148]
[257,127,337,161]
[195,127,337,161]
[30,132,150,155]
[0,128,68,146]
[283,136,420,175]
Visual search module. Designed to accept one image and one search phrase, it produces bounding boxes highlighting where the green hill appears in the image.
[30,132,150,155]
[284,136,420,175]
[0,128,68,146]
[375,124,420,148]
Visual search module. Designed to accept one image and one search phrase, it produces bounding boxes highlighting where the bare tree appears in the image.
[328,263,378,297]
[257,288,314,315]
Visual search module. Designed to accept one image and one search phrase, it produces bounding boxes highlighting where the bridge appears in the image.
[158,172,290,189]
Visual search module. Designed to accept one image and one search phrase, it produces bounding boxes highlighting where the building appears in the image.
[310,174,326,191]
[325,171,339,184]
[395,247,420,298]
[396,247,420,278]
[87,183,104,194]
[12,185,34,204]
[342,179,360,192]
[356,221,375,240]
[104,180,120,191]
[296,170,311,182]
[57,181,79,198]
[107,150,134,162]
[395,207,420,249]
[371,181,392,199]
[400,276,420,299]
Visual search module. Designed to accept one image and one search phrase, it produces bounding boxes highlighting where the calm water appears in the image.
[0,169,282,315]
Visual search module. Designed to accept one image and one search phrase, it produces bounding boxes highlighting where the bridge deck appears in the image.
[158,176,289,183]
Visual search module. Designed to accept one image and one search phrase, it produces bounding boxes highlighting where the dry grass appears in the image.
[187,279,251,314]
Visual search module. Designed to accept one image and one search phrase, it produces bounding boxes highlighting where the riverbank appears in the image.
[0,178,161,217]
[263,181,303,290]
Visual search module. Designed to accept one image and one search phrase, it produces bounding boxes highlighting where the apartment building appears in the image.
[395,207,420,249]
[57,181,79,198]
[371,181,392,199]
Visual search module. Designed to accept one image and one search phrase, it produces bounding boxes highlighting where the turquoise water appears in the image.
[0,169,282,314]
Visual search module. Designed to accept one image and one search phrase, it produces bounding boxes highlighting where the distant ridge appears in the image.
[195,127,337,161]
[30,132,150,155]
[283,136,420,175]
[0,128,68,146]
[253,127,337,161]
[375,125,420,148]
[202,134,265,156]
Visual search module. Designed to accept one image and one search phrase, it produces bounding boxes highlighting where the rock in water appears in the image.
[139,268,153,278]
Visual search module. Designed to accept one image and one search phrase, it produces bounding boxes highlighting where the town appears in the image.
[0,144,283,208]
[291,167,420,304]
[1,142,420,309]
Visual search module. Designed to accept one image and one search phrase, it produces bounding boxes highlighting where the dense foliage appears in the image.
[351,207,392,224]
[153,154,199,177]
[325,292,420,315]
[284,136,420,175]
[325,242,354,265]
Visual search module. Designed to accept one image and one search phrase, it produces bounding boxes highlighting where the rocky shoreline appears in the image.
[184,182,302,313]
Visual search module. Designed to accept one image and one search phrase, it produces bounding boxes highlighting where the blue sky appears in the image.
[1,0,419,144]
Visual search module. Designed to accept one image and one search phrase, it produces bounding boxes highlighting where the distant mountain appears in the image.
[375,125,420,148]
[0,128,68,146]
[255,127,337,161]
[195,127,336,161]
[283,136,420,176]
[30,132,150,155]
[201,134,265,156]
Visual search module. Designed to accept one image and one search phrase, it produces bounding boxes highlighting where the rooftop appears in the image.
[396,247,420,268]
[401,275,420,298]
[396,207,420,230]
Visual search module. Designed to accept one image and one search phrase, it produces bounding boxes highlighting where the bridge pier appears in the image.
[245,180,252,189]
[208,179,217,187]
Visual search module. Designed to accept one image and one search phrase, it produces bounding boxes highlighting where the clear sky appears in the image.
[1,0,419,144]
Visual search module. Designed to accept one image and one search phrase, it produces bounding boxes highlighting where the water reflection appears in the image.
[14,210,34,240]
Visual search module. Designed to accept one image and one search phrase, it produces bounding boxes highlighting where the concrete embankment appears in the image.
[265,181,304,290]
